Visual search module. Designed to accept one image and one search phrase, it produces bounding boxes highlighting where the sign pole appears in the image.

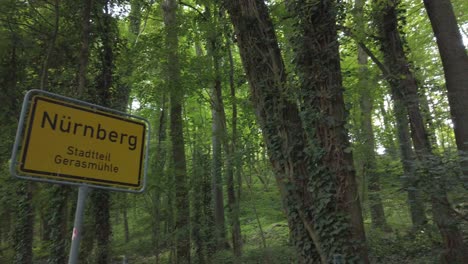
[68,185,90,264]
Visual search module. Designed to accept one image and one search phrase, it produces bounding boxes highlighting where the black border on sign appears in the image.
[19,95,146,188]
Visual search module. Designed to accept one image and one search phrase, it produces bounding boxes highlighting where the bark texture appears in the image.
[225,0,369,262]
[286,1,368,262]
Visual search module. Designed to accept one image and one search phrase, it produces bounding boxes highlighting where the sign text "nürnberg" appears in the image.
[19,95,146,190]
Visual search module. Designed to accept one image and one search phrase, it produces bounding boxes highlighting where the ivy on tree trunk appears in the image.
[225,0,369,262]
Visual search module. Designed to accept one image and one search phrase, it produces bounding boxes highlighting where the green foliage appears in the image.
[367,228,439,263]
[0,0,467,263]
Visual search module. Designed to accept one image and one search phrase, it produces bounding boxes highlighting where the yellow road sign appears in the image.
[17,94,147,190]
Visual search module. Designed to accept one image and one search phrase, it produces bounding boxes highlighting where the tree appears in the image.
[423,0,468,187]
[286,0,368,261]
[353,0,389,231]
[90,1,123,262]
[162,0,191,262]
[206,3,227,249]
[225,20,243,258]
[0,4,35,263]
[345,6,428,229]
[373,0,468,262]
[225,0,369,262]
[13,182,34,264]
[77,0,92,97]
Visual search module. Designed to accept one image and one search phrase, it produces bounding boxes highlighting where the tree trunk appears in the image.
[286,0,369,261]
[153,95,168,263]
[13,182,34,264]
[377,100,399,158]
[47,186,69,264]
[375,1,468,262]
[39,0,59,91]
[354,0,389,231]
[225,0,369,262]
[5,32,34,264]
[393,98,428,228]
[203,152,215,260]
[206,7,227,249]
[210,63,227,250]
[93,191,111,264]
[225,1,318,261]
[123,196,130,244]
[423,0,468,188]
[162,0,190,262]
[192,149,204,264]
[226,25,243,258]
[129,0,142,37]
[353,3,427,229]
[77,0,92,97]
[92,3,115,263]
[78,206,95,263]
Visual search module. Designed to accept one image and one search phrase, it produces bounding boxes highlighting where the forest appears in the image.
[0,0,467,263]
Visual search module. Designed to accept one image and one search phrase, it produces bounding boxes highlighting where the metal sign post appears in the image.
[68,186,90,264]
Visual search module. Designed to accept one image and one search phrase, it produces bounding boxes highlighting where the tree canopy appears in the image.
[0,0,467,263]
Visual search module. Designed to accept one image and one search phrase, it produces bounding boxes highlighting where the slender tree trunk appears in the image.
[352,5,427,229]
[354,0,389,231]
[393,98,428,228]
[210,69,227,250]
[226,25,242,258]
[359,68,389,230]
[129,0,142,37]
[225,1,369,262]
[13,182,34,264]
[40,0,59,91]
[191,46,212,263]
[78,206,94,263]
[375,1,468,262]
[423,0,468,188]
[204,5,228,250]
[162,0,190,262]
[92,3,115,263]
[192,146,209,264]
[245,168,273,263]
[77,0,92,97]
[377,100,399,158]
[47,186,69,264]
[93,191,111,264]
[123,196,130,244]
[153,96,167,263]
[6,35,34,264]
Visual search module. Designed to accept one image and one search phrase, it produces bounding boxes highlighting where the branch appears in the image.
[357,41,389,76]
[179,1,207,20]
[339,25,390,76]
[0,18,47,35]
[134,2,152,45]
[29,0,56,28]
[461,26,468,42]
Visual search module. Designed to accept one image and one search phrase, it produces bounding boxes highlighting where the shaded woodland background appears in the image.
[0,0,467,263]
